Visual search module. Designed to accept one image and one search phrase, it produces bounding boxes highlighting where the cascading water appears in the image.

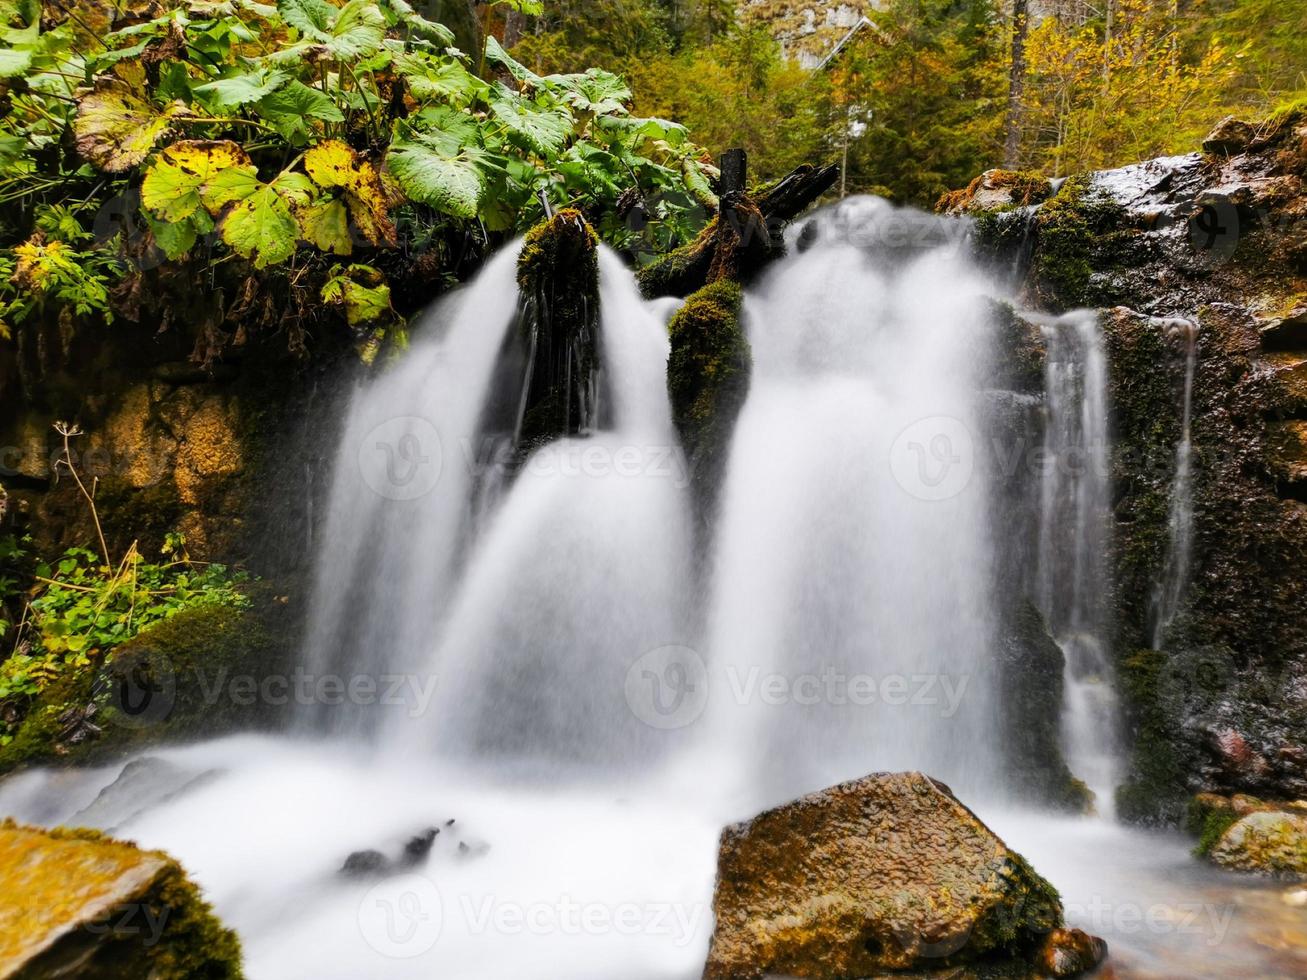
[3,202,1297,979]
[1033,311,1120,816]
[702,198,1001,805]
[423,248,695,771]
[1151,317,1199,650]
[299,242,526,736]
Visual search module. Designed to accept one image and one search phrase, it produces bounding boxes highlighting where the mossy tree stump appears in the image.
[515,209,603,449]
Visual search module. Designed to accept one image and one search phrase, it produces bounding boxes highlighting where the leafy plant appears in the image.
[0,0,712,354]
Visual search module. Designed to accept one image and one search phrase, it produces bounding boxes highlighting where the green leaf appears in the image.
[328,0,386,58]
[546,69,630,115]
[261,80,344,121]
[386,135,485,218]
[143,211,200,260]
[202,165,263,211]
[409,106,481,154]
[219,183,300,267]
[270,0,384,61]
[258,80,345,140]
[278,0,336,37]
[193,69,290,108]
[321,262,392,325]
[0,46,32,78]
[385,0,455,45]
[489,88,573,156]
[598,114,688,147]
[484,35,542,88]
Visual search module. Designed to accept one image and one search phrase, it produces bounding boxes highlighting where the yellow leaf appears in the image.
[297,198,352,255]
[303,139,396,247]
[141,140,254,222]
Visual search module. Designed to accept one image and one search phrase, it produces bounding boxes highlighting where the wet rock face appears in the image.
[702,772,1098,980]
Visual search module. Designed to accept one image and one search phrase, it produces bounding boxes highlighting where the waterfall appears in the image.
[1034,311,1120,816]
[1150,318,1199,650]
[299,242,525,735]
[702,198,1001,805]
[421,247,695,773]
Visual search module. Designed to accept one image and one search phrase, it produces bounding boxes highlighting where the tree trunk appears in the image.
[1004,0,1030,168]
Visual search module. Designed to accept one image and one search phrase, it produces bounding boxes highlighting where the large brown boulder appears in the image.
[703,772,1104,979]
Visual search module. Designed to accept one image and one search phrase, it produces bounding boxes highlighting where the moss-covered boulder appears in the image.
[1208,808,1307,879]
[665,280,749,508]
[0,594,292,773]
[0,819,241,978]
[702,771,1102,979]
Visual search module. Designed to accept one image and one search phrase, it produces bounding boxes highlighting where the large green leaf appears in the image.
[271,0,385,61]
[484,35,542,88]
[597,114,688,147]
[386,135,485,218]
[489,88,573,157]
[193,69,290,108]
[547,69,630,115]
[258,80,345,141]
[384,0,455,45]
[277,0,336,37]
[394,53,487,105]
[219,183,300,268]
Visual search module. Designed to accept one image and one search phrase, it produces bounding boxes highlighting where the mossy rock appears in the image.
[1208,809,1307,879]
[937,169,1052,214]
[636,220,717,300]
[0,593,293,773]
[1030,177,1131,311]
[0,819,242,978]
[666,279,749,507]
[703,772,1084,979]
[1187,793,1241,857]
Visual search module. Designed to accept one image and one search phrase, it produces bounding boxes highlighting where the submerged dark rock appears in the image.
[702,772,1101,980]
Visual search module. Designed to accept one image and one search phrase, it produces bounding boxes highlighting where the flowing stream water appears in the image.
[1033,310,1120,816]
[2,199,1302,979]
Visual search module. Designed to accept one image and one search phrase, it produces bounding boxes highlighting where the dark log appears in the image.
[637,155,839,299]
[719,149,748,196]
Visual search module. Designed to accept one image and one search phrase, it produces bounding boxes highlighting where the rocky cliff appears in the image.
[950,106,1307,823]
